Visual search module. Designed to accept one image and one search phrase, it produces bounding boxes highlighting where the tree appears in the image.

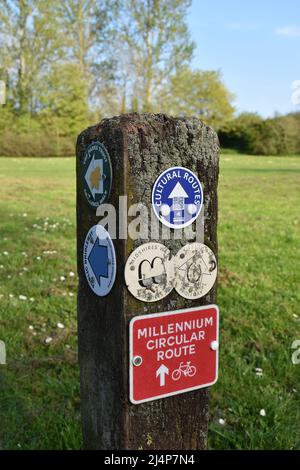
[219,112,262,152]
[249,118,285,155]
[113,0,195,113]
[40,62,90,136]
[53,0,117,108]
[159,67,235,129]
[0,0,61,115]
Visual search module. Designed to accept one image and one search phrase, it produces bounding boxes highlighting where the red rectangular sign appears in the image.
[129,305,219,404]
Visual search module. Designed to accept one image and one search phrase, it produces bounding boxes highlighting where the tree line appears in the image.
[2,1,298,157]
[0,0,234,156]
[219,111,300,156]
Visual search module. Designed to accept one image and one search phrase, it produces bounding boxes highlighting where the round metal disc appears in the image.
[124,242,174,302]
[174,243,217,299]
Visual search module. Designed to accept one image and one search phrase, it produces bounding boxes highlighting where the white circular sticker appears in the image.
[174,243,217,299]
[83,225,116,296]
[124,243,174,302]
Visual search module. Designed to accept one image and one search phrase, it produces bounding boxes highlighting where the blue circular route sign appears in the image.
[152,167,203,229]
[83,225,116,297]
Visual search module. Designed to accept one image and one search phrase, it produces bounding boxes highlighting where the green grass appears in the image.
[0,155,299,450]
[0,158,81,450]
[209,154,300,450]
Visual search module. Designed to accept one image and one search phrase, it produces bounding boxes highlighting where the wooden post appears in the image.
[76,113,219,450]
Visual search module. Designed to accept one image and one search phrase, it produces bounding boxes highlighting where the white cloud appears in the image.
[276,25,300,37]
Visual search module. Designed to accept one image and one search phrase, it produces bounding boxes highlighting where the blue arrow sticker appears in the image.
[83,225,116,296]
[152,167,203,229]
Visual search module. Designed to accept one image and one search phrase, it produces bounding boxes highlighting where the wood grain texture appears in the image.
[76,113,219,450]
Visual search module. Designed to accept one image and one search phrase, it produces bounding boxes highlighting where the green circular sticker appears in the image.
[82,141,112,208]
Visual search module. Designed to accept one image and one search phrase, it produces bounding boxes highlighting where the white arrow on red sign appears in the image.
[156,364,169,386]
[129,305,219,404]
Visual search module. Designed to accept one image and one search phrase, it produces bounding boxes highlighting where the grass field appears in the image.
[0,155,299,450]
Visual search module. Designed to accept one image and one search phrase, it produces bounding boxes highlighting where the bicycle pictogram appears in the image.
[171,361,197,381]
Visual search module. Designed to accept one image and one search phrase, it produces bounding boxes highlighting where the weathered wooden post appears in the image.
[76,113,219,450]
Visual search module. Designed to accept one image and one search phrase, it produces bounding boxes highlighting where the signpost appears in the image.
[129,305,219,404]
[76,113,219,450]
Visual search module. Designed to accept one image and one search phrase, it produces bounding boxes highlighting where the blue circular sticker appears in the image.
[152,167,203,229]
[82,141,112,209]
[83,225,116,296]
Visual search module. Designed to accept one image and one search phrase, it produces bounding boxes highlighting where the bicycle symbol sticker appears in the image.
[172,362,197,381]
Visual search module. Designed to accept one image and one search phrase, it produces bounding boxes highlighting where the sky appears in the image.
[188,0,300,117]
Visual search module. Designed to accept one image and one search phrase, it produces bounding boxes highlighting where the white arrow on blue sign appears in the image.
[152,167,203,229]
[83,225,116,296]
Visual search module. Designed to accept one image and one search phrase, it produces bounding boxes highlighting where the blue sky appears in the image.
[188,0,300,117]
